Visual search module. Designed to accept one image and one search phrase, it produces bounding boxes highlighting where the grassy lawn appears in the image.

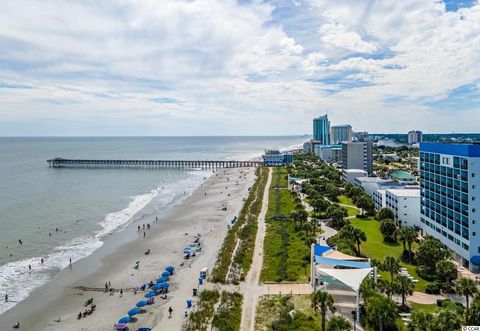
[409,302,439,313]
[349,218,429,292]
[337,195,354,206]
[344,205,359,217]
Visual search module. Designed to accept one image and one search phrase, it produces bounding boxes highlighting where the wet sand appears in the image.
[0,167,255,330]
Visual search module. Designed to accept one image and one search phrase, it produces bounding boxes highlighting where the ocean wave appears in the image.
[0,169,210,316]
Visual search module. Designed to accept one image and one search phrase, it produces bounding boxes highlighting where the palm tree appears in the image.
[466,294,480,325]
[433,306,462,331]
[397,226,417,259]
[396,276,414,307]
[326,315,351,331]
[311,290,336,331]
[408,310,433,331]
[456,277,478,309]
[352,228,367,256]
[382,256,400,281]
[365,294,398,331]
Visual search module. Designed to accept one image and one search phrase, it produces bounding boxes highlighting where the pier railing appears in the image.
[47,158,262,169]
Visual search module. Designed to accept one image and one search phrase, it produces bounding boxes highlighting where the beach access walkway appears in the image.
[239,167,272,331]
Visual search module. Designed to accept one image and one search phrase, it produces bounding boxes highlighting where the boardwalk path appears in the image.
[240,167,272,331]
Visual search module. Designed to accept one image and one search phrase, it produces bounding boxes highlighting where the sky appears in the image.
[0,0,480,136]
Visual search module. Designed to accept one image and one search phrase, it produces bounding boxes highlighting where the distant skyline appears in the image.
[1,0,480,136]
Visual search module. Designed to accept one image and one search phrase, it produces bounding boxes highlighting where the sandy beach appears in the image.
[0,166,256,330]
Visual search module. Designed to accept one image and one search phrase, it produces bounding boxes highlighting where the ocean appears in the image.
[0,136,305,315]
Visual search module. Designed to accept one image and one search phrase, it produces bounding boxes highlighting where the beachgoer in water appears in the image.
[69,258,72,265]
[18,239,22,245]
[49,232,52,237]
[105,282,108,292]
[55,228,58,232]
[168,306,173,318]
[5,294,8,302]
[28,264,31,271]
[137,225,140,231]
[147,224,150,230]
[41,258,44,264]
[155,217,158,221]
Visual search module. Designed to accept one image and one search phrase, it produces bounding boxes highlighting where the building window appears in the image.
[473,208,476,213]
[473,173,476,177]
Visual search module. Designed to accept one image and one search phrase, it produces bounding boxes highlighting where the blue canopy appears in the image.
[151,284,162,291]
[128,308,140,316]
[156,277,168,283]
[314,244,332,256]
[471,256,480,265]
[144,291,156,298]
[118,316,131,324]
[136,300,148,308]
[161,271,171,277]
[315,256,371,269]
[158,282,169,288]
[166,266,175,273]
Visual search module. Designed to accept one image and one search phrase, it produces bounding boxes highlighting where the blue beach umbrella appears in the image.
[118,316,131,324]
[144,291,156,298]
[166,266,175,273]
[156,277,168,283]
[151,284,162,291]
[158,282,170,289]
[128,308,140,316]
[136,300,148,308]
[161,271,171,277]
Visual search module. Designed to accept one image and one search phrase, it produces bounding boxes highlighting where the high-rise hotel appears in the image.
[313,115,330,145]
[420,142,480,272]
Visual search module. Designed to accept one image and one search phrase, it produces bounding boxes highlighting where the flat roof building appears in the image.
[420,142,480,272]
[342,169,368,184]
[385,188,421,228]
[390,170,417,184]
[331,125,353,144]
[262,150,293,166]
[342,140,373,174]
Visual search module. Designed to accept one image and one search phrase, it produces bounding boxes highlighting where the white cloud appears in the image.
[1,0,480,135]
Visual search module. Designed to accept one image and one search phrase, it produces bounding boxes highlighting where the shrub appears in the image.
[426,281,441,294]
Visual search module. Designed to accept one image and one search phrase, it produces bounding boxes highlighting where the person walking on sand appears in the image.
[168,306,173,318]
[119,289,123,297]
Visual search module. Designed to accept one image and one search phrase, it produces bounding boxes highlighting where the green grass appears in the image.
[349,218,429,292]
[344,205,359,217]
[409,303,439,313]
[212,291,243,331]
[337,195,354,206]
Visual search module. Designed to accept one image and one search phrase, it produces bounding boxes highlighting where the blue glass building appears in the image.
[313,115,330,145]
[420,142,480,272]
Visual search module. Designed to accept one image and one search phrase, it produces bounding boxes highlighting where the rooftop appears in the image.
[385,188,420,197]
[343,169,368,174]
[355,176,388,183]
[390,170,416,181]
[420,142,480,157]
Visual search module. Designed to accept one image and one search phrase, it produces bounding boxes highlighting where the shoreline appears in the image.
[0,166,256,330]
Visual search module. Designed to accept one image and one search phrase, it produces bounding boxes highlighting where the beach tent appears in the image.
[144,292,156,298]
[136,300,148,308]
[118,316,131,324]
[115,323,127,330]
[161,271,171,277]
[158,282,169,288]
[156,277,168,283]
[314,244,332,256]
[151,284,162,291]
[128,308,140,316]
[166,266,175,273]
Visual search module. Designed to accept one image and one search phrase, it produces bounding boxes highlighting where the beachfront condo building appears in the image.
[313,115,330,145]
[331,125,353,144]
[341,140,373,174]
[420,142,480,272]
[385,188,421,228]
[408,130,423,145]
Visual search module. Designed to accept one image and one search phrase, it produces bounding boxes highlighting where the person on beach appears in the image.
[18,239,22,245]
[168,306,173,318]
[28,264,31,271]
[143,231,146,238]
[41,258,44,264]
[5,294,8,302]
[147,223,150,230]
[69,258,72,265]
[104,282,108,292]
[49,232,52,237]
[13,321,20,328]
[142,224,145,229]
[119,289,123,297]
[137,225,140,231]
[109,288,114,296]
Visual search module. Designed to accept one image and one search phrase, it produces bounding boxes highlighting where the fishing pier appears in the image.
[47,158,262,169]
